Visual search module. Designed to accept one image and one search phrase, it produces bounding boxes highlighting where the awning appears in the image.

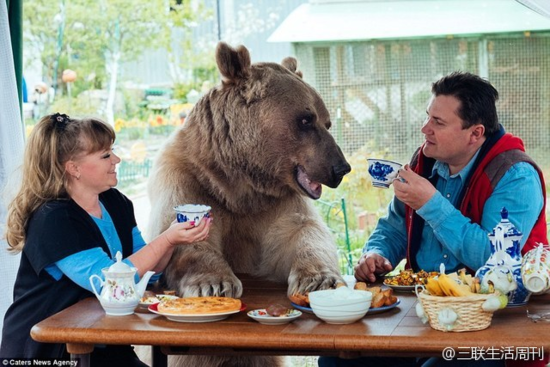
[268,0,550,43]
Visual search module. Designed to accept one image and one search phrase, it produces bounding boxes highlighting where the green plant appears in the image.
[320,140,396,222]
[49,95,102,117]
[315,141,400,270]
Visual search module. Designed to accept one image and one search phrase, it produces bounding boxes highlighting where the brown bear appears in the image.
[147,42,351,367]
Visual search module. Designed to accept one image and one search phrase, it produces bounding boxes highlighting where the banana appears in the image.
[458,268,467,283]
[470,277,481,294]
[458,283,473,295]
[426,277,444,296]
[438,273,472,297]
[437,273,454,296]
[488,280,495,294]
[458,268,473,287]
[422,265,477,297]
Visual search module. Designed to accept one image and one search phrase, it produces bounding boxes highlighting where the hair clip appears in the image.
[51,113,70,131]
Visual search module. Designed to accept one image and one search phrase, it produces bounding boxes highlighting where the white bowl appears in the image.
[309,302,368,313]
[309,288,372,324]
[311,310,369,324]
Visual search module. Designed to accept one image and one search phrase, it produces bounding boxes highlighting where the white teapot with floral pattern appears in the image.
[89,251,155,315]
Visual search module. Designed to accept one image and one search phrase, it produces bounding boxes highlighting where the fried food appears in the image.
[367,286,381,297]
[370,287,397,308]
[383,270,439,286]
[354,283,397,308]
[372,292,386,308]
[289,293,310,307]
[384,295,398,306]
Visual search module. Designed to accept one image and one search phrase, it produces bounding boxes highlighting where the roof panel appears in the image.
[268,0,550,43]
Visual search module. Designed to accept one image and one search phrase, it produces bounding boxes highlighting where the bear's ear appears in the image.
[216,42,251,84]
[281,57,303,79]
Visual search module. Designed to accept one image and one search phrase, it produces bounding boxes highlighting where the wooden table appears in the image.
[31,275,550,367]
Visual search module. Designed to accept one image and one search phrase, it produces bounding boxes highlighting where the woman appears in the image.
[0,113,211,365]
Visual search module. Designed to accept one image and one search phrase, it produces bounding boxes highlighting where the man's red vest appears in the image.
[405,133,547,270]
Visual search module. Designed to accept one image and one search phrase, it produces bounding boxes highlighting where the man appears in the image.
[356,71,547,283]
[319,72,548,367]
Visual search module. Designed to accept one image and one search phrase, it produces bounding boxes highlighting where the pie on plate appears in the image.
[157,296,242,315]
[148,302,244,323]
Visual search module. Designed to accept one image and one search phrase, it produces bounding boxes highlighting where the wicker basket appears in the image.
[417,289,495,332]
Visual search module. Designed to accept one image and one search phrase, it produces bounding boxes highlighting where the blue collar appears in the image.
[430,148,482,183]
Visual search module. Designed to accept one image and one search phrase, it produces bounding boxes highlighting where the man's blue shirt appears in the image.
[364,151,543,272]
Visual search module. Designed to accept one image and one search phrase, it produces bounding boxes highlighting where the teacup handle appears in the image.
[89,274,104,299]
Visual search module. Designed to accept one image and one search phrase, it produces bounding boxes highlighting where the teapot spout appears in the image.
[136,270,156,297]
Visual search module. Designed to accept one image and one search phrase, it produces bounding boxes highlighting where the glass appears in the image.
[526,309,550,323]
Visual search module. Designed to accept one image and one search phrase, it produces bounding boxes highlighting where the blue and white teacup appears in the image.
[174,204,211,226]
[367,158,403,188]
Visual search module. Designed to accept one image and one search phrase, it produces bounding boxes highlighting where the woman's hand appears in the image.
[163,217,212,246]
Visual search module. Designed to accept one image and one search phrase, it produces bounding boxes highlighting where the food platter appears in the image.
[383,284,416,292]
[247,309,302,325]
[148,302,246,323]
[382,270,439,292]
[291,299,400,315]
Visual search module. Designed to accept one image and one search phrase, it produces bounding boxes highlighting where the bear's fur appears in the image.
[147,42,351,367]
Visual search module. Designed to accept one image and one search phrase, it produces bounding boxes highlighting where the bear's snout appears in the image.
[333,162,351,179]
[327,162,351,188]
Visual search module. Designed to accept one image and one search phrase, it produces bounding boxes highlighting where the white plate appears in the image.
[139,294,178,309]
[247,309,302,325]
[291,299,400,315]
[148,303,245,323]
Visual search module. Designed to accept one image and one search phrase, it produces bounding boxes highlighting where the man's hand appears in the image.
[354,252,393,283]
[392,164,437,210]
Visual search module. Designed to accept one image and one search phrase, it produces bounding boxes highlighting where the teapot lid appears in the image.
[107,251,133,272]
[489,207,522,237]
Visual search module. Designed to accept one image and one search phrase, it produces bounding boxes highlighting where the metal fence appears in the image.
[117,159,152,183]
[294,33,550,168]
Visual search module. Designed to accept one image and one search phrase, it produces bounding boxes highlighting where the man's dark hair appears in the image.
[431,71,499,136]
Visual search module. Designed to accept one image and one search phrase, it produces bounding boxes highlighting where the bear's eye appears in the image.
[297,112,315,130]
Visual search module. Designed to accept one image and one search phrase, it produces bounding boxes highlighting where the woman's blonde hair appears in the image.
[5,113,115,252]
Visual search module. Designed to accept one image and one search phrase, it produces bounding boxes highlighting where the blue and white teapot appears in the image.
[475,208,529,306]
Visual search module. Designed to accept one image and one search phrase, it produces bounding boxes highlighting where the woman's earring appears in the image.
[76,174,81,180]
